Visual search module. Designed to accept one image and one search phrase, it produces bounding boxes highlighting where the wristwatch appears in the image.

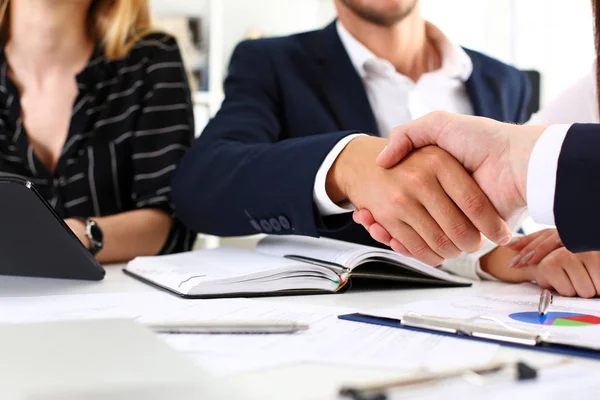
[76,218,104,256]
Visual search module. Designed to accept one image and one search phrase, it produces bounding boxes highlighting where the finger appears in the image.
[368,223,392,247]
[436,155,512,247]
[377,112,451,169]
[407,156,484,254]
[547,266,577,297]
[578,252,600,296]
[514,231,563,268]
[399,201,462,260]
[382,219,444,266]
[506,231,545,251]
[559,254,596,298]
[389,238,412,258]
[353,209,375,227]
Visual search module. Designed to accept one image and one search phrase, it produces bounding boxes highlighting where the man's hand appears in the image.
[326,135,511,265]
[377,111,546,220]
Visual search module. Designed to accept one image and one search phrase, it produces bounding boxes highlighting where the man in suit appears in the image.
[172,0,530,275]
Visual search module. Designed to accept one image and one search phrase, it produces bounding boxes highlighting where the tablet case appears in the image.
[0,177,105,280]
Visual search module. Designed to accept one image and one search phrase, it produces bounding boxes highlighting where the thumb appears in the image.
[376,111,450,169]
[376,134,414,169]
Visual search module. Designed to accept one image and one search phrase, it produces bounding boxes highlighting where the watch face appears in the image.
[89,221,104,246]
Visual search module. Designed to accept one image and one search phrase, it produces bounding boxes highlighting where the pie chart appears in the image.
[509,312,600,327]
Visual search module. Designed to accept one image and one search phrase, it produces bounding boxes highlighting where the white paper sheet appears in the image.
[160,300,499,371]
[0,292,499,375]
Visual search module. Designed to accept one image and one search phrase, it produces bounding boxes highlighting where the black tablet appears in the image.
[0,177,105,280]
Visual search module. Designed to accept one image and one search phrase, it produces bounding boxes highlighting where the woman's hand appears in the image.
[64,218,90,249]
[522,249,600,298]
[506,228,564,268]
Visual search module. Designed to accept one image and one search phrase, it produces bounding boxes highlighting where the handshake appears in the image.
[328,111,545,265]
[328,111,600,297]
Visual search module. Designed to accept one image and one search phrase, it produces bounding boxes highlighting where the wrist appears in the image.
[70,218,91,249]
[326,136,387,204]
[511,125,546,208]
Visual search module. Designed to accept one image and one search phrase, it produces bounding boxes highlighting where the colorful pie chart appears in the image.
[509,312,600,327]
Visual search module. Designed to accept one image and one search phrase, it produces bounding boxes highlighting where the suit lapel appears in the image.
[312,22,379,135]
[464,51,505,121]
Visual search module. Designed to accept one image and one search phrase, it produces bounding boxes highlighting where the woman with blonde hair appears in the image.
[0,0,195,262]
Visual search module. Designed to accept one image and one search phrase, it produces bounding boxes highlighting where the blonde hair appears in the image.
[0,0,154,60]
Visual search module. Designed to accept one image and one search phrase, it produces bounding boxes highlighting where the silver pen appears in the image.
[148,320,309,334]
[538,289,553,316]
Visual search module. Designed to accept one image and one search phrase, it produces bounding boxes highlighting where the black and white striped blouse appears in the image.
[0,33,196,254]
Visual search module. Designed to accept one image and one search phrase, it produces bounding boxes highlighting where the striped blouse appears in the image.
[0,33,195,254]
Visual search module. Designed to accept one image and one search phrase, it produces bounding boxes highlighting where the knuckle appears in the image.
[409,243,431,259]
[389,191,409,208]
[434,234,455,254]
[450,222,472,240]
[404,170,429,187]
[463,195,487,218]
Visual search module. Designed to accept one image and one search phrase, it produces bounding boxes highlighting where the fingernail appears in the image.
[508,255,520,268]
[497,235,512,246]
[520,251,535,265]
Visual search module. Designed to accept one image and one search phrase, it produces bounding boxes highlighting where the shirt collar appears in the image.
[336,20,473,82]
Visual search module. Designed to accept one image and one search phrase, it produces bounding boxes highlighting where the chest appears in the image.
[19,76,79,173]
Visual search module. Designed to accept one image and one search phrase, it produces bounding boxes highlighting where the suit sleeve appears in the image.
[554,123,600,252]
[514,70,532,123]
[172,40,357,237]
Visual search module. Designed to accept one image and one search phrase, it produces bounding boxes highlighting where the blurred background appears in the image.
[151,0,595,135]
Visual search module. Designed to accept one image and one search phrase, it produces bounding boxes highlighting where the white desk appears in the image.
[0,266,597,400]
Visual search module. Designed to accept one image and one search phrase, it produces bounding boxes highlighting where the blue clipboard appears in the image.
[338,313,600,361]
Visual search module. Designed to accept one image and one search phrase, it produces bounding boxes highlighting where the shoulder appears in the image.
[230,29,320,62]
[127,32,183,62]
[463,47,527,84]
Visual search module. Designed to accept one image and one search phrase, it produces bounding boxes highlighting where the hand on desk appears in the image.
[477,229,600,298]
[327,136,509,265]
[354,111,546,260]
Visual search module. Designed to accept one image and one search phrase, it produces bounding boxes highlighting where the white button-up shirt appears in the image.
[311,21,509,280]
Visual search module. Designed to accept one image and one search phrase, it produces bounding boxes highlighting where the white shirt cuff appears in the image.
[526,124,571,225]
[441,238,499,281]
[313,134,366,216]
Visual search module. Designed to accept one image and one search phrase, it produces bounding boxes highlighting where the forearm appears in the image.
[77,209,173,263]
[479,246,532,283]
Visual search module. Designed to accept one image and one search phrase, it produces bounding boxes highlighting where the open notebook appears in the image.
[124,236,471,298]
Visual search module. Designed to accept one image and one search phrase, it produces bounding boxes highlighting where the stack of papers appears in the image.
[0,292,500,376]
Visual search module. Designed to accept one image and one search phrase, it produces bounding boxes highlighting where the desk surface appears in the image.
[0,266,595,400]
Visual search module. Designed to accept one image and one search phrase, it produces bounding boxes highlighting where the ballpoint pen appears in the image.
[538,289,553,316]
[147,320,309,334]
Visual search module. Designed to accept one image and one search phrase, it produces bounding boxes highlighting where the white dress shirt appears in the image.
[312,21,506,280]
[314,21,474,215]
[527,65,597,225]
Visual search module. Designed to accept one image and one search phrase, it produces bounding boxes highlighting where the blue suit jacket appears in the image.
[173,22,531,248]
[555,124,600,252]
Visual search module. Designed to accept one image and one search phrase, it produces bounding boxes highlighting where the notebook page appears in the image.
[257,235,369,267]
[126,247,317,293]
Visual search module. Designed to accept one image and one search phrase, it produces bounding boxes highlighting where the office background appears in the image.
[152,0,595,132]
